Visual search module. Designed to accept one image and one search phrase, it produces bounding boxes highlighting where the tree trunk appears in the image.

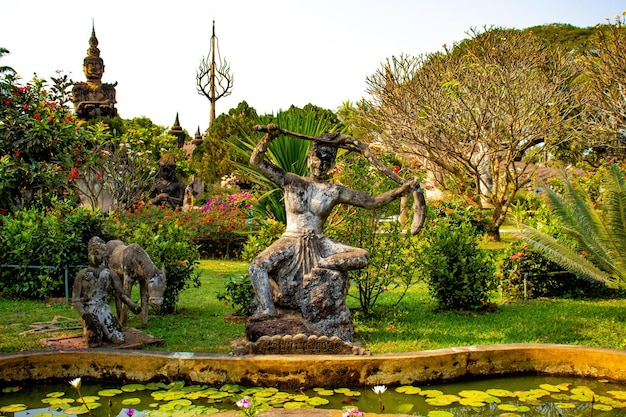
[486,227,501,242]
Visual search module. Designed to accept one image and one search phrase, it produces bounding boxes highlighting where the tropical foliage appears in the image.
[518,163,626,288]
[0,72,93,213]
[228,103,343,223]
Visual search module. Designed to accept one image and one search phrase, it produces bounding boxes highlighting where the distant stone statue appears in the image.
[72,24,117,120]
[247,124,425,342]
[148,155,184,209]
[106,239,167,327]
[72,236,140,347]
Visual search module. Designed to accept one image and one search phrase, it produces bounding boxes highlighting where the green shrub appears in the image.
[420,218,497,311]
[497,240,611,300]
[216,276,255,316]
[0,203,105,299]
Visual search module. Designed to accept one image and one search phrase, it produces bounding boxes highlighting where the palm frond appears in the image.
[521,164,626,287]
[517,227,612,285]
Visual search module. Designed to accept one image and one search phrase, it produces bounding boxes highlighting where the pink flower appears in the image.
[342,407,364,417]
[237,396,251,408]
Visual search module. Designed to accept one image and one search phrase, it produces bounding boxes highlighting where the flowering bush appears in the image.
[0,72,94,212]
[107,195,254,259]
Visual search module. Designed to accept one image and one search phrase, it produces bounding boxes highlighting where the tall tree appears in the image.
[578,13,626,163]
[196,21,234,128]
[362,27,582,241]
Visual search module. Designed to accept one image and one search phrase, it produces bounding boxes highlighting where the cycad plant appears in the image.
[517,164,626,288]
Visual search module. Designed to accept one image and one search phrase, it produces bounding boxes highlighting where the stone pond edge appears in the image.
[1,343,625,389]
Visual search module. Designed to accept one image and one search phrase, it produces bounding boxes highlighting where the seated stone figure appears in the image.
[72,25,117,120]
[72,236,140,347]
[248,124,416,341]
[149,155,184,209]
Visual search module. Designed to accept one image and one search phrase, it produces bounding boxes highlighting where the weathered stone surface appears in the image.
[238,333,370,356]
[3,345,626,388]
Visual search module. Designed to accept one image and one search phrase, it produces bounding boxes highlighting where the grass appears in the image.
[2,259,626,354]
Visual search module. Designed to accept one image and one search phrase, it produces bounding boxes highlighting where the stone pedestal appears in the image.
[244,267,358,354]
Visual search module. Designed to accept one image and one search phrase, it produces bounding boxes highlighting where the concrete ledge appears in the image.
[1,344,625,388]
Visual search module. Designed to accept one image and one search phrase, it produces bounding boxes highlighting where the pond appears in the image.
[2,375,626,417]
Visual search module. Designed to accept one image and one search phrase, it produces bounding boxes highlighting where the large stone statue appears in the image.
[72,236,141,347]
[72,24,117,120]
[247,124,425,343]
[148,155,184,209]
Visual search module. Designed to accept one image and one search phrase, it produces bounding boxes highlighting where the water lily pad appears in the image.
[498,404,521,411]
[334,388,352,394]
[306,397,329,406]
[554,402,577,409]
[426,394,460,406]
[46,397,75,405]
[420,389,444,398]
[145,382,168,390]
[396,385,422,395]
[2,386,22,393]
[395,403,414,413]
[593,403,613,411]
[121,383,146,392]
[283,401,306,409]
[33,412,54,417]
[78,395,100,404]
[459,398,485,407]
[0,404,28,412]
[608,390,626,400]
[291,394,311,401]
[550,393,571,401]
[539,384,563,392]
[344,390,361,397]
[64,405,91,414]
[316,389,335,396]
[206,391,229,400]
[428,411,454,417]
[46,391,66,398]
[98,388,123,397]
[219,383,242,392]
[486,388,515,397]
[122,398,142,405]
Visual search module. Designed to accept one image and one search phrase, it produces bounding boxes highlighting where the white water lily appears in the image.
[69,377,81,389]
[372,385,387,394]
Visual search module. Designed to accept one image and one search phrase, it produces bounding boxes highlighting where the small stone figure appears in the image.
[148,155,184,209]
[72,237,141,347]
[72,24,117,120]
[248,124,418,341]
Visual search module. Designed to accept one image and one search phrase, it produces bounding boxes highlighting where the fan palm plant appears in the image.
[517,164,626,288]
[229,106,342,224]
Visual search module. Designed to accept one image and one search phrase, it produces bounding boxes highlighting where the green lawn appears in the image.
[1,259,625,354]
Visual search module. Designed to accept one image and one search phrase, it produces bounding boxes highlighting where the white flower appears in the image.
[69,377,81,389]
[372,384,387,395]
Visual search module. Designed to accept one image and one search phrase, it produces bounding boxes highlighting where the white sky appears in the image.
[1,0,622,134]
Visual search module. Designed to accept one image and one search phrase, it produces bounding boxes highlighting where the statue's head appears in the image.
[83,25,105,84]
[84,56,104,83]
[158,155,177,181]
[87,236,107,267]
[309,132,340,179]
